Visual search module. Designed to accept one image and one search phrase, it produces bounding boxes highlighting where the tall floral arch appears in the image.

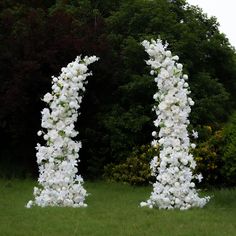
[140,39,209,210]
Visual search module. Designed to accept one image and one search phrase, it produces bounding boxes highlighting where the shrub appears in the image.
[221,112,236,186]
[104,120,236,187]
[103,145,158,185]
[104,126,226,187]
[192,127,224,186]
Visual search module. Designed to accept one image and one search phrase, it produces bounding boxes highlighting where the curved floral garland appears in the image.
[27,55,99,208]
[140,39,210,210]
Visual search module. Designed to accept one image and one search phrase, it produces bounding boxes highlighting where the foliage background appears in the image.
[0,0,236,185]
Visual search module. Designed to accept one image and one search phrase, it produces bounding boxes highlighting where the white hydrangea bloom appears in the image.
[26,55,99,208]
[140,39,210,210]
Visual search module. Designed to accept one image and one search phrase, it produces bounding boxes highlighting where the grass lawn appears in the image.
[0,179,236,236]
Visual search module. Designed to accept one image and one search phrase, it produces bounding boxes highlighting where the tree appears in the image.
[0,0,236,178]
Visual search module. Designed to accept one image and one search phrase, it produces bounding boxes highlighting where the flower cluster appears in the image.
[26,55,99,208]
[140,39,210,210]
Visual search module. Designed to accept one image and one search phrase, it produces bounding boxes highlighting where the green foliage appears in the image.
[0,0,236,179]
[101,0,236,177]
[192,126,224,186]
[190,73,230,126]
[192,120,236,187]
[221,112,236,185]
[104,124,236,187]
[103,145,158,185]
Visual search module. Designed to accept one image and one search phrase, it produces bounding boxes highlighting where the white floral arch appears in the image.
[27,55,99,208]
[140,39,210,210]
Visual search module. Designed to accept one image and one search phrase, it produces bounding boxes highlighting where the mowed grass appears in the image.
[0,179,236,236]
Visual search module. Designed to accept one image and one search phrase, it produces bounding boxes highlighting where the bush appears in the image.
[104,121,236,187]
[104,126,228,187]
[192,127,224,186]
[103,145,158,185]
[221,112,236,186]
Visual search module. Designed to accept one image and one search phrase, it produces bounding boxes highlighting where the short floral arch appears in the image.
[27,55,98,208]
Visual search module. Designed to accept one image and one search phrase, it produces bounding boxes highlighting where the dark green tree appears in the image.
[0,0,235,178]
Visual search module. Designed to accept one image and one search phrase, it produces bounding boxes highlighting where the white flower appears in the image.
[69,101,76,109]
[175,198,180,204]
[158,102,167,110]
[59,95,67,103]
[152,131,157,137]
[151,140,158,147]
[150,70,155,75]
[54,86,60,93]
[77,64,88,74]
[192,130,198,139]
[140,202,148,207]
[196,174,203,182]
[184,82,189,88]
[37,131,43,136]
[26,200,33,208]
[172,55,179,61]
[188,98,194,106]
[43,93,53,103]
[56,121,65,131]
[153,93,158,100]
[177,63,183,70]
[165,50,172,57]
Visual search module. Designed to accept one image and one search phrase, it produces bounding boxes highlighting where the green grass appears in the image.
[0,179,236,236]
